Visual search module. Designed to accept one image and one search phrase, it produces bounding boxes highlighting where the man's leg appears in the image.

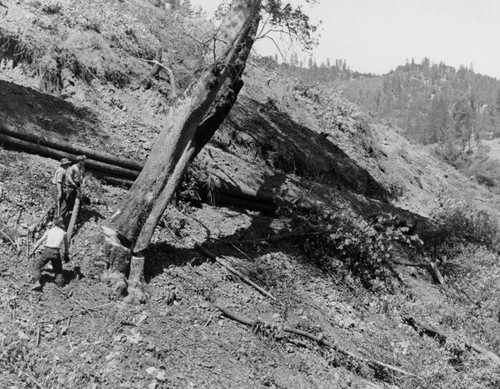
[32,249,51,291]
[64,186,76,225]
[49,185,59,217]
[51,254,64,287]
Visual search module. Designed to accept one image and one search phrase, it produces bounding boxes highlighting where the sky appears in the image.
[189,0,500,79]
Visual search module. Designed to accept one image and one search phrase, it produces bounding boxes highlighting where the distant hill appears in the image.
[276,57,500,145]
[344,59,500,144]
[275,57,500,188]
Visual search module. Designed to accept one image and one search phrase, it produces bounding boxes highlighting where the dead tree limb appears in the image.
[149,48,163,78]
[0,227,16,246]
[195,243,277,301]
[216,304,420,379]
[143,48,177,97]
[402,314,500,366]
[424,258,445,285]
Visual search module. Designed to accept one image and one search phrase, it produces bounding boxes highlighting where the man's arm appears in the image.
[30,230,48,256]
[56,181,64,199]
[61,233,69,262]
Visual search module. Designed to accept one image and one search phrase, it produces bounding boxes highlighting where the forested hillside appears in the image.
[279,57,500,145]
[276,56,500,191]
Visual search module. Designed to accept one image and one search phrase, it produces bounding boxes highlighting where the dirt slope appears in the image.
[2,1,500,388]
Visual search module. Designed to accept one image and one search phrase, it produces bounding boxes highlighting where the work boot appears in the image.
[31,281,42,292]
[55,274,64,287]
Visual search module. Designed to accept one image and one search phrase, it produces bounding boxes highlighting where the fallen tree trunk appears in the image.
[0,133,140,178]
[0,122,144,171]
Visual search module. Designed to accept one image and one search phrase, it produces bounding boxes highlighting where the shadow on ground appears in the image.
[0,79,101,140]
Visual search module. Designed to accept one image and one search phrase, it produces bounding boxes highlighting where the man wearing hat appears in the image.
[49,157,72,218]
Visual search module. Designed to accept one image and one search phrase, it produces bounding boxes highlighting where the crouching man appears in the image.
[30,216,69,291]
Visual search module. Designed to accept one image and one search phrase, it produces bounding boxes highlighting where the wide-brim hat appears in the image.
[60,158,71,166]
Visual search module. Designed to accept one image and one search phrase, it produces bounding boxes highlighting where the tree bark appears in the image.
[135,16,260,251]
[107,0,261,256]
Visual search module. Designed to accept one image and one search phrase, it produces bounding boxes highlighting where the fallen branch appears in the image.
[402,314,500,366]
[0,227,16,246]
[451,282,479,307]
[216,304,419,379]
[53,286,89,310]
[195,243,277,301]
[208,237,253,262]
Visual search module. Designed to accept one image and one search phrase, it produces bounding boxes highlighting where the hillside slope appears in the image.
[2,1,500,388]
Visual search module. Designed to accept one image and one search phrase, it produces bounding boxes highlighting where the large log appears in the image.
[0,132,141,179]
[1,131,280,214]
[0,129,279,210]
[0,122,144,171]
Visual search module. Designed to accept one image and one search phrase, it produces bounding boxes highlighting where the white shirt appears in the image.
[52,167,66,185]
[44,226,67,249]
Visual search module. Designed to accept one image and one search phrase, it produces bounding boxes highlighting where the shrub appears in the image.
[287,206,421,292]
[431,203,500,258]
